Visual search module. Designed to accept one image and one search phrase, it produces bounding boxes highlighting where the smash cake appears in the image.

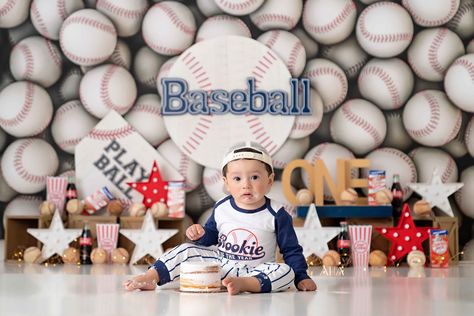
[180,261,222,292]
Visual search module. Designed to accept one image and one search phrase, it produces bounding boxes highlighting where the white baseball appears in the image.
[108,39,132,70]
[156,139,203,192]
[196,15,251,43]
[444,54,474,112]
[303,0,357,45]
[51,100,99,154]
[0,155,17,202]
[215,0,264,16]
[356,2,414,58]
[442,121,468,159]
[455,166,474,218]
[198,207,213,226]
[142,2,196,56]
[362,147,417,201]
[289,88,323,139]
[302,142,356,201]
[156,56,178,97]
[466,116,474,158]
[271,137,310,170]
[196,0,223,17]
[185,186,215,219]
[6,19,38,46]
[447,0,474,39]
[0,0,30,28]
[402,0,460,26]
[267,181,296,216]
[303,58,348,113]
[320,35,369,80]
[291,28,319,59]
[250,0,302,31]
[409,147,458,183]
[54,67,82,105]
[96,0,148,37]
[358,58,414,110]
[60,9,117,66]
[30,0,85,40]
[133,46,165,89]
[403,90,462,147]
[79,64,137,118]
[407,28,465,82]
[382,110,414,152]
[9,36,62,88]
[2,195,42,229]
[330,99,387,156]
[0,81,53,137]
[203,166,228,202]
[1,138,59,194]
[257,30,306,77]
[124,94,169,147]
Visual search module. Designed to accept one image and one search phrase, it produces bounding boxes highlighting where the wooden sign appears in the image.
[282,159,370,205]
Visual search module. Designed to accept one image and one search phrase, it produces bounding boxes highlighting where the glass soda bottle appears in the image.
[337,221,351,267]
[79,222,92,264]
[391,174,403,222]
[65,176,77,204]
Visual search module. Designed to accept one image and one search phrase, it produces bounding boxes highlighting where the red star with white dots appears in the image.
[375,204,433,266]
[127,161,168,209]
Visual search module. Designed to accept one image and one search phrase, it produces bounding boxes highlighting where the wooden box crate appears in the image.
[4,216,39,261]
[119,216,186,257]
[414,216,459,264]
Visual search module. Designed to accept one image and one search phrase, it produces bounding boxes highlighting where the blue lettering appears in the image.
[248,78,268,114]
[268,91,288,114]
[161,78,188,115]
[188,91,209,115]
[210,89,229,114]
[229,90,247,114]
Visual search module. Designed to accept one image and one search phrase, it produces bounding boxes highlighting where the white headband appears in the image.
[221,143,273,172]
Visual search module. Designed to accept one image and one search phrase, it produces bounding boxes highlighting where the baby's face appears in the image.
[223,159,274,210]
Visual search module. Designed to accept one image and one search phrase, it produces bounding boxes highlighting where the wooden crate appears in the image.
[414,216,459,264]
[4,216,39,261]
[67,215,118,248]
[119,216,186,257]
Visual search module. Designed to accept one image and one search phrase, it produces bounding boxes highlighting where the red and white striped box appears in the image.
[167,181,185,218]
[46,176,68,216]
[96,223,120,262]
[348,225,372,268]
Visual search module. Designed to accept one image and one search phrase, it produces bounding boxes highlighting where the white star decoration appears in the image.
[408,169,463,217]
[120,211,178,265]
[27,210,82,261]
[294,204,341,259]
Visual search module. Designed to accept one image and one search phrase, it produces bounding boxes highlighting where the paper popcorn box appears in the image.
[47,176,68,216]
[96,223,120,261]
[349,225,372,267]
[167,181,185,218]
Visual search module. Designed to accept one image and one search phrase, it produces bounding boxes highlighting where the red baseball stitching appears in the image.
[444,110,462,145]
[62,15,116,35]
[100,65,133,113]
[31,0,50,38]
[196,187,214,206]
[32,111,52,137]
[0,82,34,128]
[108,44,129,69]
[0,0,15,17]
[303,1,356,34]
[179,51,213,156]
[55,100,81,117]
[340,101,384,145]
[287,41,304,76]
[346,57,369,78]
[196,15,251,42]
[57,0,68,20]
[359,65,401,108]
[406,92,440,139]
[304,65,347,111]
[46,40,62,69]
[217,0,260,11]
[452,57,474,82]
[132,102,161,116]
[14,43,34,80]
[441,155,456,184]
[428,28,448,76]
[57,137,83,150]
[293,120,320,132]
[87,125,134,141]
[447,0,474,30]
[178,154,198,191]
[252,13,296,29]
[403,0,459,26]
[261,30,279,48]
[466,118,474,154]
[358,2,413,43]
[376,148,417,193]
[97,0,148,19]
[156,2,195,35]
[13,139,49,184]
[203,170,222,186]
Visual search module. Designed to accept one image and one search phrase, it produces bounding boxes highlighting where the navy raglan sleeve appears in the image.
[194,209,219,247]
[275,209,310,286]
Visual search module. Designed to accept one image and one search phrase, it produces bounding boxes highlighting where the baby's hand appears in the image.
[297,278,317,291]
[186,224,205,240]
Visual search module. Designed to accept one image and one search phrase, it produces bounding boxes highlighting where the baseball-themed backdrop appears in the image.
[0,0,473,253]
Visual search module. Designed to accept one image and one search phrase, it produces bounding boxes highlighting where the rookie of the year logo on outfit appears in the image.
[218,228,266,261]
[161,78,312,115]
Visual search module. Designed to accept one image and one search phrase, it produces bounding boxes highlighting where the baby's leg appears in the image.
[123,268,159,291]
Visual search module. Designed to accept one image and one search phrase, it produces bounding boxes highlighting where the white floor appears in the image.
[1,240,473,316]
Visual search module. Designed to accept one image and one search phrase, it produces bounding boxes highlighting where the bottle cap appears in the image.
[340,221,348,225]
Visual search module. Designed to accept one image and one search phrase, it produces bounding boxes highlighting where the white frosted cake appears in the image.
[180,261,222,292]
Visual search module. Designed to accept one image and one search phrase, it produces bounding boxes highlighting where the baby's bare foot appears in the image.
[222,277,242,295]
[123,274,157,291]
[222,276,261,295]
